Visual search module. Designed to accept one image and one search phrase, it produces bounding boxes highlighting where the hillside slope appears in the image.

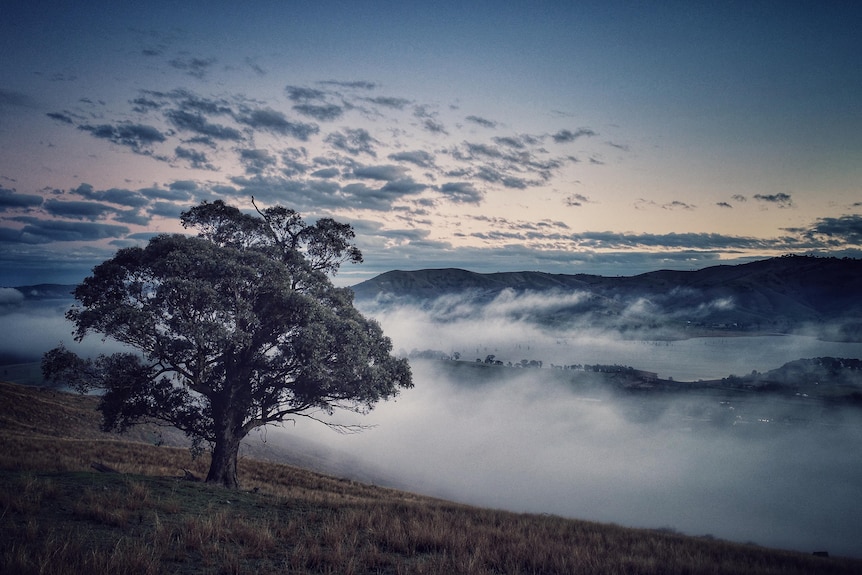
[0,380,396,487]
[3,379,862,573]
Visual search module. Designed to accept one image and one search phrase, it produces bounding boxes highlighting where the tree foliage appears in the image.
[43,201,412,488]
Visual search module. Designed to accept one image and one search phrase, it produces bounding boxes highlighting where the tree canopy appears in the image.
[43,200,412,489]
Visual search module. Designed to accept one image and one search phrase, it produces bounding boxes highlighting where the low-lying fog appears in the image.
[3,293,862,557]
[280,360,862,558]
[275,298,862,557]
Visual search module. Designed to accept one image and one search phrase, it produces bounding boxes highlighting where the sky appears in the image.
[1,0,861,286]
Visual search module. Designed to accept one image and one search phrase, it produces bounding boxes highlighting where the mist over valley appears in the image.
[2,256,862,557]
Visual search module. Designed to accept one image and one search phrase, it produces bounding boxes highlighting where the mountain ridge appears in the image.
[351,256,862,340]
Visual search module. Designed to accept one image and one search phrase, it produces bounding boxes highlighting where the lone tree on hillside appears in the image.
[43,200,412,489]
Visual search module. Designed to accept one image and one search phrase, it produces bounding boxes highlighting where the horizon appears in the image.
[2,2,862,286]
[4,253,856,290]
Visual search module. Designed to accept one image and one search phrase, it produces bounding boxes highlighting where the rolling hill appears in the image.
[351,255,862,340]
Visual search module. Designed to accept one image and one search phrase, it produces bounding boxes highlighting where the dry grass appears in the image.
[2,380,861,574]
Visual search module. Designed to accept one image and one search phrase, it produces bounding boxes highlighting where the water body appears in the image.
[495,335,862,381]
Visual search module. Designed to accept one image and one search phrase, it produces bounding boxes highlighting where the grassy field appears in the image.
[2,380,860,574]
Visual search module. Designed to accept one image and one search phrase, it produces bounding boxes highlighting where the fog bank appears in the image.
[357,298,862,381]
[276,360,862,557]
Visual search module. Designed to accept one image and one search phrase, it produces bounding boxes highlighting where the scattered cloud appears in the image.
[422,118,447,134]
[440,182,484,204]
[319,80,377,90]
[566,193,591,207]
[71,184,149,208]
[244,57,266,76]
[46,112,74,124]
[465,115,498,129]
[363,96,411,110]
[293,103,343,121]
[0,189,43,211]
[165,109,243,141]
[239,148,277,175]
[175,146,215,170]
[326,128,378,156]
[78,122,166,153]
[43,199,116,220]
[754,193,793,208]
[802,214,862,245]
[9,217,129,243]
[552,128,597,143]
[169,56,216,79]
[9,71,859,286]
[352,165,408,181]
[286,86,326,101]
[662,201,696,211]
[236,107,319,140]
[388,150,435,168]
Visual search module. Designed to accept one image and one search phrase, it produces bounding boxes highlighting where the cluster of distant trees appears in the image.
[477,355,544,368]
[407,350,654,375]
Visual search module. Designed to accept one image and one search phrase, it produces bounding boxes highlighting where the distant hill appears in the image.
[351,256,862,341]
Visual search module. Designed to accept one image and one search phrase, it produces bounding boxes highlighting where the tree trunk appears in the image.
[206,433,240,489]
[206,405,243,489]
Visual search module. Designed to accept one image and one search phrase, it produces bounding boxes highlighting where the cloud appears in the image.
[311,167,340,178]
[239,148,277,175]
[114,209,151,226]
[318,80,376,90]
[732,195,747,202]
[388,150,436,168]
[662,201,696,211]
[352,165,408,181]
[566,193,591,207]
[292,103,344,121]
[8,217,129,244]
[716,202,733,208]
[804,214,862,245]
[325,128,378,156]
[337,179,427,211]
[169,56,216,79]
[71,184,150,208]
[754,193,793,208]
[465,115,498,129]
[286,86,326,101]
[43,199,117,220]
[0,188,43,211]
[244,57,266,76]
[440,182,483,204]
[492,136,525,149]
[165,109,243,141]
[46,112,74,124]
[363,96,411,110]
[236,107,319,140]
[281,148,311,176]
[464,142,503,159]
[175,146,215,170]
[552,128,597,143]
[78,122,166,152]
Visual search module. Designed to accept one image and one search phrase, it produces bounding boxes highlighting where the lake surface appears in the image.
[511,335,862,381]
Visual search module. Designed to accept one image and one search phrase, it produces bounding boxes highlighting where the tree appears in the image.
[43,200,412,489]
